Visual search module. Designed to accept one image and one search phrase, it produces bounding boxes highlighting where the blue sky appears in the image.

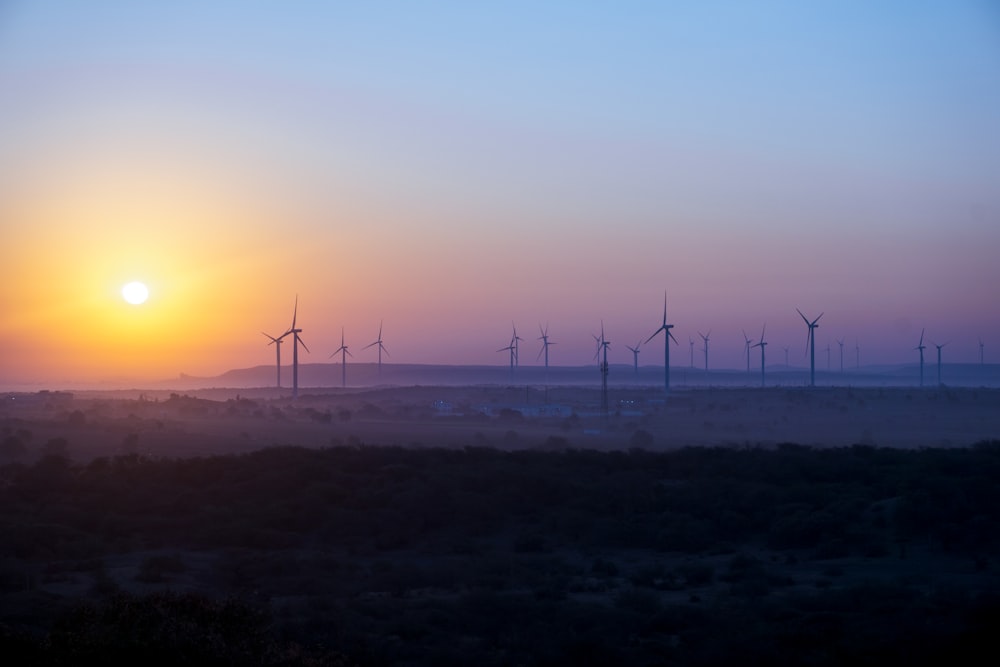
[1,1,998,383]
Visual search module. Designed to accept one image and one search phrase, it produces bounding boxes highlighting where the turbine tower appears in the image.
[915,329,926,387]
[330,327,352,388]
[262,331,287,388]
[698,331,711,372]
[689,338,695,368]
[363,321,389,376]
[980,338,985,365]
[626,341,641,377]
[933,340,948,386]
[742,329,753,373]
[855,339,860,369]
[751,323,767,387]
[782,346,790,367]
[645,292,678,392]
[837,338,845,373]
[797,309,823,387]
[285,296,310,398]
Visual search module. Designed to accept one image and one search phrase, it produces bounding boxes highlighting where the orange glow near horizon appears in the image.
[2,3,999,387]
[1,161,307,383]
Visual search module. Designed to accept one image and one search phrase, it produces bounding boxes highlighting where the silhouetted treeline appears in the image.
[5,443,1000,557]
[2,442,1000,665]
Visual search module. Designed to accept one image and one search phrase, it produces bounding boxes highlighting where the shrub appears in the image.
[135,554,186,583]
[630,429,655,448]
[41,437,70,458]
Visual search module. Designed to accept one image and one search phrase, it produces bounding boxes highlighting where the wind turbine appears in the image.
[855,339,860,369]
[498,333,516,379]
[537,324,555,370]
[645,293,678,392]
[511,322,524,367]
[782,345,790,367]
[698,331,711,372]
[285,296,310,398]
[262,331,287,388]
[796,309,823,387]
[689,338,695,368]
[836,338,845,373]
[330,327,352,388]
[742,329,753,373]
[915,329,926,387]
[751,323,767,387]
[363,321,389,376]
[933,340,948,386]
[980,338,985,365]
[626,340,641,376]
[594,322,611,415]
[537,324,555,402]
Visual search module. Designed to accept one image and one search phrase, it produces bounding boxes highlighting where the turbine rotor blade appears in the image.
[644,325,664,344]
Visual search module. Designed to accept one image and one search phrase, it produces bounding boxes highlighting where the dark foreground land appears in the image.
[2,440,1000,665]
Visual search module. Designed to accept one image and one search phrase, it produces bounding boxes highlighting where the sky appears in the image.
[1,1,999,387]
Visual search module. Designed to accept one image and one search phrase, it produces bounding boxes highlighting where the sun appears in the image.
[121,281,149,305]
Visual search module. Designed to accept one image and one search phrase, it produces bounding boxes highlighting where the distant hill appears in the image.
[9,362,997,394]
[153,362,1000,391]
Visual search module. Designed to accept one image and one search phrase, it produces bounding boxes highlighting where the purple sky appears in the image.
[1,2,998,385]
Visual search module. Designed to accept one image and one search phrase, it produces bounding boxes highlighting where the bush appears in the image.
[0,436,25,462]
[630,429,655,448]
[135,554,186,583]
[41,437,70,458]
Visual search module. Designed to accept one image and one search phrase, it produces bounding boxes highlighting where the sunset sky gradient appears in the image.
[2,1,999,387]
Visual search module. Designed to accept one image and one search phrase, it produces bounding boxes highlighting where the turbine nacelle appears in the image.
[262,331,287,346]
[330,327,352,360]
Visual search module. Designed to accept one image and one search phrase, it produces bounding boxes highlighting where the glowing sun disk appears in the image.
[122,281,149,305]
